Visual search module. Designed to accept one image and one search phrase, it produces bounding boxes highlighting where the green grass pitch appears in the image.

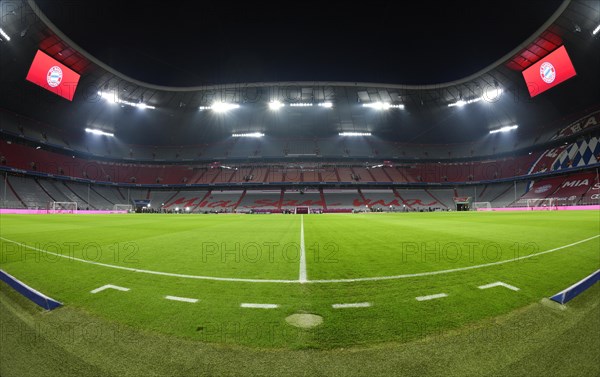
[1,211,599,376]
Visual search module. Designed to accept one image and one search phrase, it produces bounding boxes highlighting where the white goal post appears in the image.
[113,204,133,212]
[472,202,492,211]
[527,198,557,210]
[47,201,78,214]
[295,206,309,214]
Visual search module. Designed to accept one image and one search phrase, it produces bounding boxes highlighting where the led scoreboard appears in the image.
[25,50,81,101]
[522,45,576,98]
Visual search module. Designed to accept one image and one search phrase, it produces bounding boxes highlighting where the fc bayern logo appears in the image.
[540,62,555,84]
[46,66,63,88]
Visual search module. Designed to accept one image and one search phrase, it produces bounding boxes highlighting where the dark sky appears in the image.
[36,0,563,87]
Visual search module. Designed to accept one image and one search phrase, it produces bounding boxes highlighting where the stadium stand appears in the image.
[8,175,51,208]
[322,190,361,210]
[1,105,599,212]
[547,171,598,205]
[237,190,283,212]
[282,190,324,211]
[581,175,600,205]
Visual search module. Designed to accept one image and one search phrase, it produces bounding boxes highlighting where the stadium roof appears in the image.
[0,0,598,147]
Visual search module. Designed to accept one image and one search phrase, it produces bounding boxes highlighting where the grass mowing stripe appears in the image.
[1,233,598,284]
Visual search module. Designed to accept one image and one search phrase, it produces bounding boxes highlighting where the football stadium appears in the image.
[0,1,599,376]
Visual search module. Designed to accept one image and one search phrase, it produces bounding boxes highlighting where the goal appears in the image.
[295,206,309,214]
[527,198,557,210]
[47,201,77,214]
[472,202,492,211]
[113,204,133,212]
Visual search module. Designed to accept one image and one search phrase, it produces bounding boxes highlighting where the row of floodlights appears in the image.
[96,88,512,112]
[448,88,503,108]
[271,101,405,111]
[199,101,335,112]
[198,92,510,113]
[231,128,516,137]
[362,102,404,110]
[269,101,334,110]
[199,101,408,113]
[97,90,504,111]
[86,126,514,139]
[231,131,372,138]
[98,91,155,109]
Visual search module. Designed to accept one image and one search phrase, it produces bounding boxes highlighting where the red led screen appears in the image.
[522,45,576,98]
[25,50,80,101]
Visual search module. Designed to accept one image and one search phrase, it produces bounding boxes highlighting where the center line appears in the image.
[299,214,307,283]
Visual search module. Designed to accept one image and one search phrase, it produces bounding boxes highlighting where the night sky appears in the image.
[36,0,563,87]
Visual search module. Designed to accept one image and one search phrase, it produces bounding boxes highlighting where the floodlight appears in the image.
[339,132,371,136]
[97,91,155,109]
[489,125,518,134]
[0,27,10,41]
[362,102,404,110]
[269,100,284,110]
[232,132,265,138]
[448,97,483,107]
[212,102,240,113]
[85,128,114,137]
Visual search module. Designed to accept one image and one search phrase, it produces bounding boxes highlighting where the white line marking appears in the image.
[240,303,279,309]
[478,281,520,291]
[332,302,372,309]
[165,295,198,303]
[416,293,448,301]
[1,235,598,284]
[90,284,130,294]
[299,214,307,283]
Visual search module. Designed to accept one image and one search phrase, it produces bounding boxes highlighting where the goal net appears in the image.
[295,206,309,214]
[472,202,492,211]
[527,198,557,210]
[47,201,77,214]
[113,204,133,212]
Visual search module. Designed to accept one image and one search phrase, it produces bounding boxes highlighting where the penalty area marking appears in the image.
[332,302,372,309]
[90,284,130,294]
[416,293,448,301]
[0,234,598,285]
[165,295,198,303]
[240,303,279,309]
[478,281,520,291]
